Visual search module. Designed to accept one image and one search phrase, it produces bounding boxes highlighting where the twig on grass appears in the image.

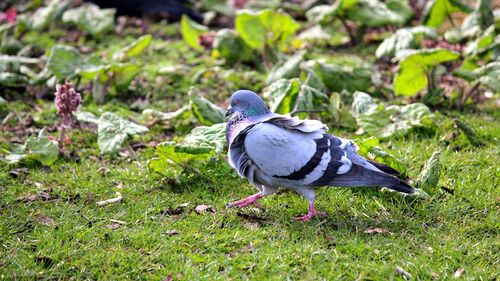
[96,192,123,206]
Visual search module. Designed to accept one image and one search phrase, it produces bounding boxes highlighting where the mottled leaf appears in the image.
[47,45,81,80]
[97,112,149,155]
[62,3,115,37]
[189,88,225,126]
[376,26,437,58]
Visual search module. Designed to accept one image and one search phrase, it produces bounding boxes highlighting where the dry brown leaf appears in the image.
[364,227,387,234]
[38,191,51,201]
[244,222,259,230]
[454,268,465,278]
[36,215,55,226]
[17,194,37,202]
[194,205,214,214]
[166,230,179,236]
[107,223,121,230]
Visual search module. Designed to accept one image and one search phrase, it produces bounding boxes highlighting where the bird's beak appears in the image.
[225,107,234,117]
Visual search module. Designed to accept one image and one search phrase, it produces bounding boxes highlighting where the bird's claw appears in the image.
[293,203,327,221]
[227,193,263,209]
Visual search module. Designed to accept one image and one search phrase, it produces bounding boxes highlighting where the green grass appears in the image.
[1,111,498,280]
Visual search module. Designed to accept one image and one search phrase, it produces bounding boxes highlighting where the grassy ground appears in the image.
[1,109,498,280]
[1,14,500,280]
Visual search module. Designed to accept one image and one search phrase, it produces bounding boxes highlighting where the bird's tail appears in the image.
[326,164,415,194]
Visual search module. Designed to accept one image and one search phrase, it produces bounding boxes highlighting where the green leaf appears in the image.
[305,60,372,92]
[262,78,301,114]
[356,103,435,139]
[354,137,407,174]
[464,25,498,58]
[293,83,330,114]
[112,35,153,62]
[181,14,208,50]
[213,29,254,64]
[97,112,149,155]
[443,0,494,42]
[376,26,437,58]
[235,9,300,50]
[142,105,192,122]
[184,123,227,153]
[347,0,411,27]
[394,48,460,96]
[109,63,141,91]
[74,111,100,124]
[266,51,305,84]
[189,88,225,126]
[423,0,472,27]
[148,141,214,178]
[30,0,71,30]
[3,128,59,166]
[47,45,81,80]
[352,91,376,117]
[24,129,59,166]
[0,72,28,87]
[62,3,116,37]
[415,149,441,192]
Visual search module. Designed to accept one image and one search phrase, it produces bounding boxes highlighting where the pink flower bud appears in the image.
[54,81,82,123]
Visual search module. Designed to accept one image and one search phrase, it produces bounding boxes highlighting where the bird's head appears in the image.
[226,90,271,118]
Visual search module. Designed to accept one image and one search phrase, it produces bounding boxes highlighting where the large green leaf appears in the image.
[394,48,460,96]
[423,0,472,27]
[464,25,499,58]
[307,0,411,27]
[455,62,500,93]
[97,112,149,155]
[376,26,437,58]
[352,91,376,117]
[29,0,71,30]
[305,60,372,92]
[213,29,254,64]
[3,128,59,166]
[148,141,214,178]
[184,123,227,153]
[189,88,225,126]
[347,0,411,27]
[109,63,141,91]
[266,51,305,84]
[62,3,116,37]
[181,14,208,50]
[354,137,406,174]
[112,35,153,62]
[293,83,330,114]
[262,78,301,114]
[235,9,300,51]
[47,45,81,80]
[444,0,494,42]
[356,103,435,139]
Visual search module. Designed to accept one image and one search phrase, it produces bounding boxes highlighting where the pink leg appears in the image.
[227,193,263,209]
[294,202,327,221]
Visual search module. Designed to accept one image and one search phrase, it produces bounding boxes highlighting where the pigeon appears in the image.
[225,90,415,221]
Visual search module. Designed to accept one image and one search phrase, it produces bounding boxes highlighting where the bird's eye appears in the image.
[232,100,239,106]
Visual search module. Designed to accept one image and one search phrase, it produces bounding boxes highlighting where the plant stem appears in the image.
[262,44,271,71]
[340,17,357,45]
[460,82,480,108]
[59,127,66,149]
[124,140,137,160]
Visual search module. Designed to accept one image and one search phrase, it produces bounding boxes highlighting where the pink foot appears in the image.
[227,193,263,209]
[294,202,327,221]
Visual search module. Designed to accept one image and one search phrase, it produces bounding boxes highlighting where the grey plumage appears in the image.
[225,90,414,220]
